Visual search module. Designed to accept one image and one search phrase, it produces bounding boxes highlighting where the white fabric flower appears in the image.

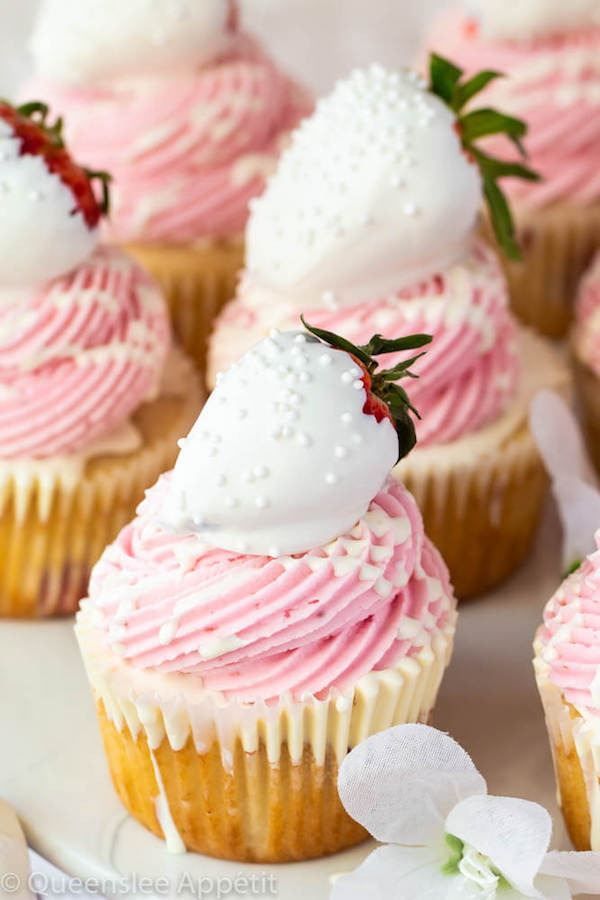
[332,725,600,900]
[529,390,600,572]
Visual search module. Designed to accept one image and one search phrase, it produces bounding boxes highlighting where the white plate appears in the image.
[0,504,569,899]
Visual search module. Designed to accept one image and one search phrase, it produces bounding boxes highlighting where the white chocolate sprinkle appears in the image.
[159,619,179,646]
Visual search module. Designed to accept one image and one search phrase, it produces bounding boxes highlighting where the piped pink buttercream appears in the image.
[539,533,600,710]
[88,474,455,703]
[424,8,600,209]
[0,247,170,458]
[30,37,311,244]
[210,239,520,447]
[574,252,600,377]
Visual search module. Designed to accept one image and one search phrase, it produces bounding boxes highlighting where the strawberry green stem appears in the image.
[301,316,432,461]
[428,53,540,261]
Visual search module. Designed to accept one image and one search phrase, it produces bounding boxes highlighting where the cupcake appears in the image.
[208,62,570,598]
[28,0,311,373]
[0,100,203,617]
[422,0,600,337]
[534,540,600,851]
[531,389,600,852]
[76,324,457,862]
[572,252,600,474]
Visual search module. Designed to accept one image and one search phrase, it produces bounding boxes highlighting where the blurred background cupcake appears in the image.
[572,252,600,474]
[422,0,600,338]
[26,0,312,375]
[534,537,600,851]
[530,390,600,852]
[0,100,202,618]
[208,61,571,598]
[76,325,457,862]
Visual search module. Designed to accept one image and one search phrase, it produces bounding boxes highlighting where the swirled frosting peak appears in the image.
[246,64,481,309]
[161,330,399,556]
[466,0,600,41]
[28,38,312,244]
[31,0,236,84]
[88,473,455,702]
[538,532,600,711]
[210,240,521,448]
[0,247,170,458]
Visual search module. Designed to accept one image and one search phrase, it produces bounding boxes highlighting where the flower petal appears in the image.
[529,390,600,569]
[445,795,552,897]
[330,845,480,900]
[539,851,600,895]
[529,391,596,487]
[338,725,487,845]
[495,876,572,900]
[533,875,572,900]
[553,477,600,572]
[495,880,570,900]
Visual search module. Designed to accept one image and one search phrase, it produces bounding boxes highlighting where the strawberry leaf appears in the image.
[453,70,503,111]
[429,54,463,108]
[393,407,417,459]
[85,169,113,216]
[378,352,428,381]
[472,148,540,182]
[459,108,527,152]
[300,316,373,367]
[384,383,420,418]
[15,100,50,120]
[361,333,432,356]
[11,99,65,149]
[482,176,521,261]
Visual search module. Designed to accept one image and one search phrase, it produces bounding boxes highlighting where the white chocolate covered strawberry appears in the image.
[0,100,110,287]
[161,323,431,556]
[245,60,536,310]
[246,66,481,308]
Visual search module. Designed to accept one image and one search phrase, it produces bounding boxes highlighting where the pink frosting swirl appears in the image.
[87,474,455,703]
[538,534,600,710]
[31,37,311,244]
[0,247,170,458]
[574,252,600,376]
[210,240,521,447]
[424,8,600,208]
